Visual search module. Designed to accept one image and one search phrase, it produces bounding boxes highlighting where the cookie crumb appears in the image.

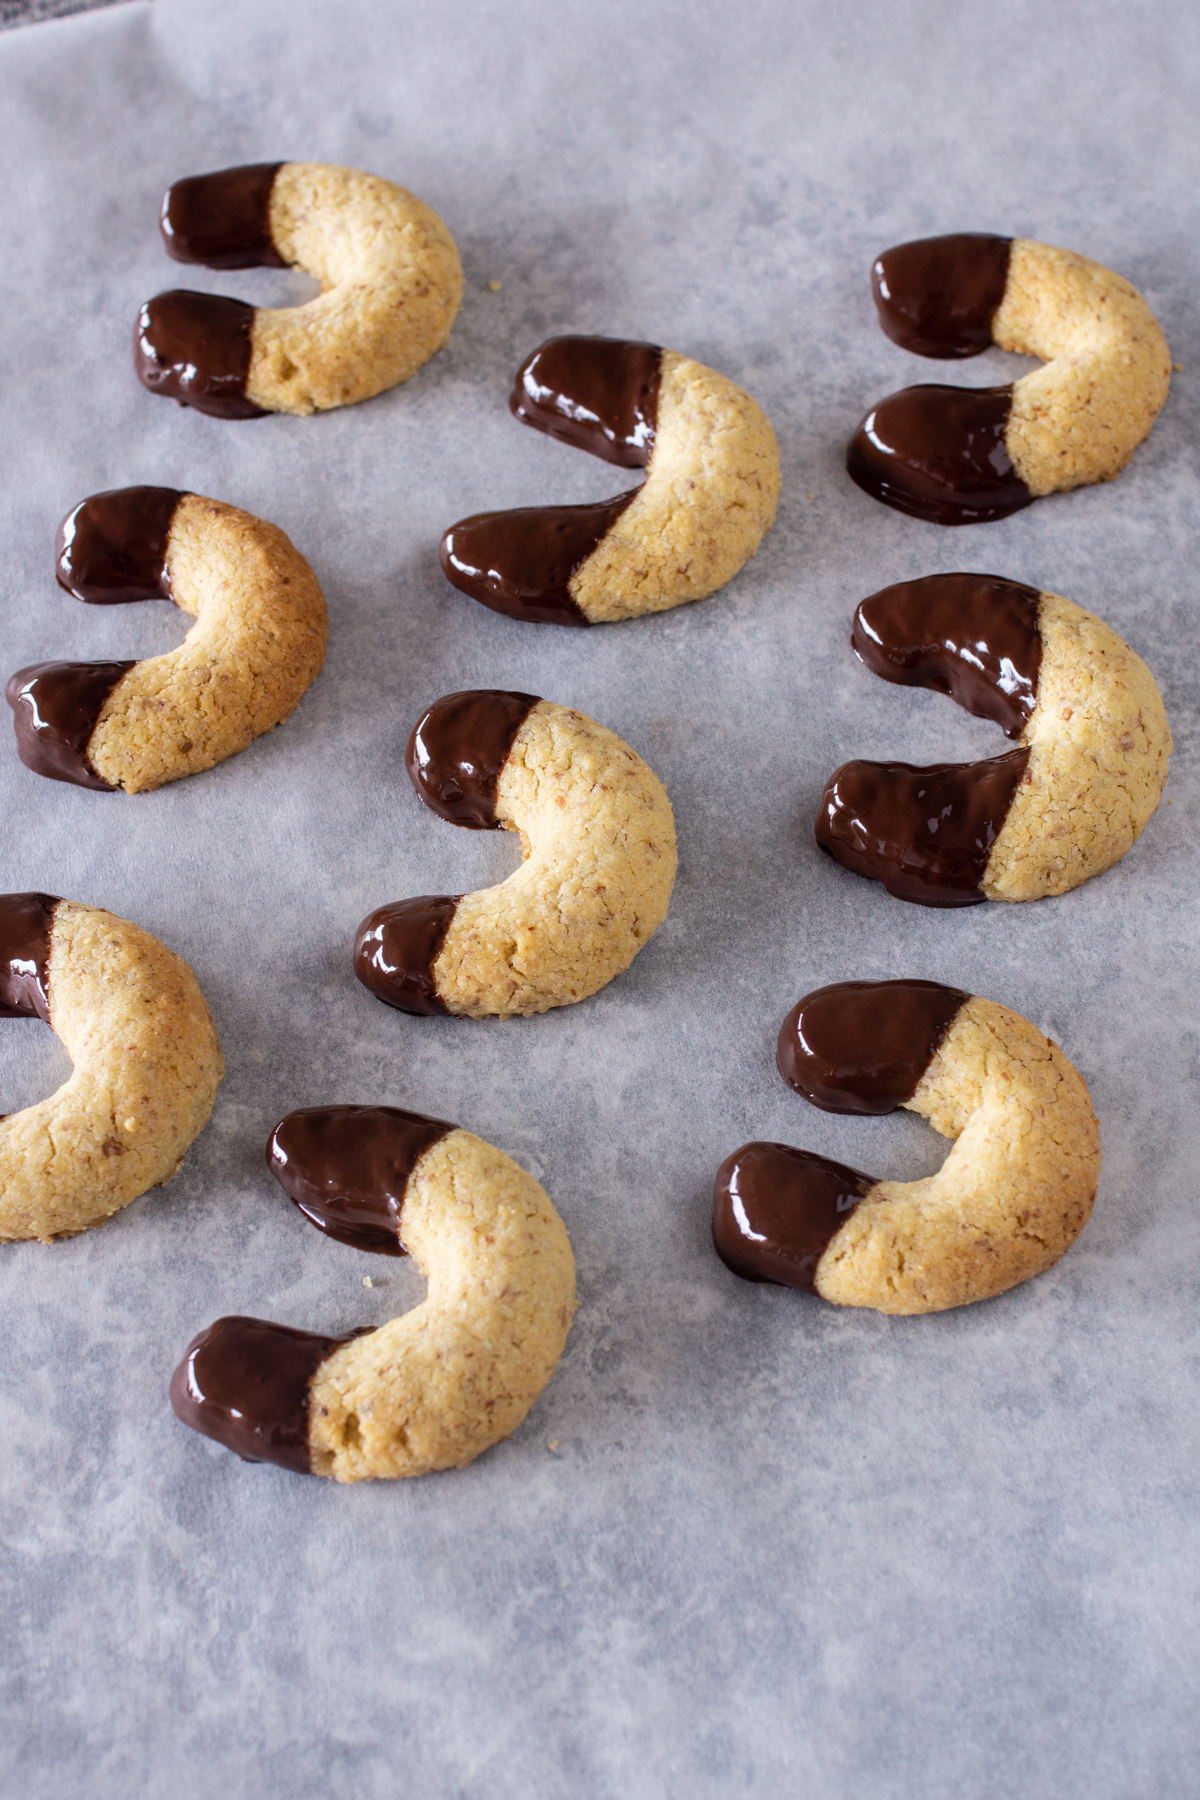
[547,1439,560,1452]
[1174,361,1184,371]
[488,279,502,292]
[362,1276,374,1287]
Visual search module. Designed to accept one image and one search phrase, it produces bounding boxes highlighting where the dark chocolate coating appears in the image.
[777,979,969,1115]
[510,336,662,467]
[440,495,639,626]
[406,690,540,828]
[872,234,1013,359]
[55,487,184,604]
[134,292,267,419]
[846,385,1033,525]
[267,1105,454,1255]
[354,895,460,1015]
[160,163,286,270]
[852,572,1042,739]
[816,748,1030,907]
[713,1142,874,1292]
[170,1315,361,1474]
[0,892,59,1024]
[7,662,134,790]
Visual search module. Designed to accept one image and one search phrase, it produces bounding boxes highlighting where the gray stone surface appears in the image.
[1,1,1198,1794]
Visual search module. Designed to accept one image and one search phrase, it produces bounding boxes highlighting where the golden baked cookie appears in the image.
[715,979,1100,1315]
[135,162,463,417]
[171,1106,576,1481]
[816,572,1171,905]
[7,486,327,793]
[0,893,223,1242]
[848,233,1171,522]
[355,690,678,1017]
[441,335,780,623]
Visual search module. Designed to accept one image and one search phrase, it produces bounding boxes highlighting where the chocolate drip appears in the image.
[56,487,184,604]
[440,495,639,626]
[0,892,59,1023]
[853,573,1042,738]
[407,690,539,828]
[134,292,266,419]
[816,748,1030,907]
[713,1142,874,1292]
[160,163,285,270]
[510,336,662,467]
[7,662,133,790]
[846,385,1032,525]
[268,1105,453,1255]
[872,234,1013,359]
[777,979,968,1115]
[170,1315,363,1474]
[354,896,460,1015]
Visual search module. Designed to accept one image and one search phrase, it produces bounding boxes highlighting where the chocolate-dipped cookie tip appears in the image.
[267,1104,453,1255]
[777,979,969,1115]
[406,689,541,827]
[510,335,663,467]
[354,895,461,1015]
[55,486,184,604]
[134,292,267,419]
[170,1315,352,1473]
[815,751,1029,907]
[852,572,1042,738]
[6,661,133,790]
[846,384,1033,525]
[439,503,630,626]
[872,234,1013,359]
[713,1142,873,1292]
[0,891,60,1022]
[160,163,285,270]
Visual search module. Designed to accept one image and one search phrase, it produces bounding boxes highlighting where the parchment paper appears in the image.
[1,2,1198,1795]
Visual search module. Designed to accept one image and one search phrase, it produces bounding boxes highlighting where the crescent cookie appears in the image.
[135,161,463,417]
[7,486,327,793]
[848,234,1171,522]
[171,1106,576,1481]
[0,893,223,1242]
[816,572,1171,905]
[440,335,780,624]
[355,690,678,1017]
[715,979,1100,1315]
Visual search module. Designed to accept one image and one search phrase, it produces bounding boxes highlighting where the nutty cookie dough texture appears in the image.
[0,895,223,1243]
[356,693,678,1018]
[174,1112,576,1482]
[8,489,327,793]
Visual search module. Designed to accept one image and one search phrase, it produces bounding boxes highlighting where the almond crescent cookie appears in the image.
[816,573,1171,905]
[136,162,463,416]
[172,1107,576,1481]
[355,691,677,1017]
[7,487,327,793]
[715,980,1100,1315]
[848,235,1171,522]
[0,893,223,1242]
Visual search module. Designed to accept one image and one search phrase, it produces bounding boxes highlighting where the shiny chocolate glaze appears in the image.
[407,690,539,828]
[268,1105,454,1255]
[816,748,1030,907]
[354,895,459,1015]
[160,163,285,270]
[170,1315,365,1474]
[0,892,59,1024]
[510,336,662,467]
[713,1142,873,1292]
[777,979,968,1115]
[439,495,638,626]
[872,234,1013,359]
[846,385,1032,525]
[7,662,133,790]
[55,487,184,604]
[134,292,267,419]
[852,572,1042,739]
